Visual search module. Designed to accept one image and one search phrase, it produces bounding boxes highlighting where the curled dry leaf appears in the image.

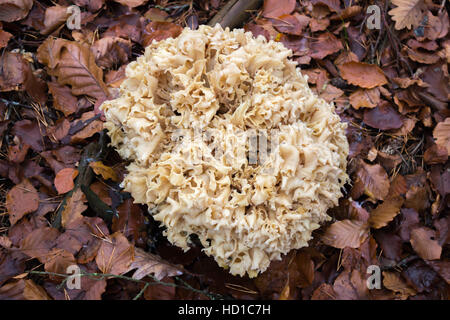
[433,118,450,155]
[338,62,387,89]
[54,168,78,194]
[96,232,134,275]
[368,197,404,229]
[388,0,425,30]
[0,0,33,22]
[410,227,442,260]
[382,271,416,299]
[6,179,39,226]
[128,247,183,281]
[37,37,108,101]
[321,219,369,249]
[41,5,70,35]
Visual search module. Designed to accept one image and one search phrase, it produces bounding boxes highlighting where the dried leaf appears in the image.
[388,0,425,30]
[338,62,387,89]
[37,37,108,101]
[141,22,183,47]
[310,32,343,60]
[96,232,134,275]
[354,161,390,201]
[6,179,39,226]
[349,88,380,109]
[321,219,369,249]
[262,0,296,18]
[41,5,69,35]
[363,102,403,130]
[0,0,33,22]
[89,161,119,182]
[433,118,450,155]
[20,227,60,262]
[129,247,183,281]
[382,271,416,299]
[410,227,442,260]
[369,197,404,229]
[54,168,78,194]
[61,188,87,228]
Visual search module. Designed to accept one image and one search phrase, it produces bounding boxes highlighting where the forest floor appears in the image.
[0,0,448,300]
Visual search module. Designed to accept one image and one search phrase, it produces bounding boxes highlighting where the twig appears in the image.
[208,0,263,29]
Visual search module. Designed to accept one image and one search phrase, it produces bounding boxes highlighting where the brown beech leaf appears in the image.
[368,197,404,229]
[354,161,390,201]
[41,5,70,35]
[61,188,87,228]
[96,232,134,275]
[89,161,119,182]
[424,143,448,164]
[141,22,183,47]
[37,37,108,101]
[309,32,343,60]
[410,227,442,260]
[262,0,296,18]
[20,227,60,263]
[0,29,12,48]
[6,179,39,226]
[271,14,309,36]
[382,271,416,299]
[338,62,387,88]
[433,118,450,155]
[0,0,33,22]
[91,36,131,69]
[44,248,76,279]
[48,82,78,116]
[363,102,403,130]
[70,111,104,143]
[128,247,183,281]
[54,168,78,194]
[112,0,148,8]
[349,88,380,109]
[388,0,425,30]
[321,220,369,249]
[319,84,344,103]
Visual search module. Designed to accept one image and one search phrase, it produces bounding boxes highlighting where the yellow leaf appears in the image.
[89,161,119,182]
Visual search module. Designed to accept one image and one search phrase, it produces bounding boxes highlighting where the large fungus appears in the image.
[100,25,349,277]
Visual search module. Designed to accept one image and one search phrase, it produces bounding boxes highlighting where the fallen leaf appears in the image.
[91,36,131,69]
[349,88,380,109]
[353,161,390,201]
[310,32,343,60]
[96,232,134,275]
[382,271,416,299]
[363,102,403,130]
[89,161,119,182]
[262,0,296,18]
[6,179,39,226]
[41,5,70,35]
[128,247,183,281]
[54,168,78,194]
[368,197,404,229]
[141,22,183,47]
[410,227,442,260]
[424,143,448,164]
[37,37,108,101]
[20,227,60,263]
[388,0,425,30]
[338,62,387,88]
[433,118,450,155]
[0,29,12,48]
[112,0,148,8]
[11,119,44,152]
[61,188,88,228]
[321,219,369,249]
[271,14,309,36]
[0,0,33,22]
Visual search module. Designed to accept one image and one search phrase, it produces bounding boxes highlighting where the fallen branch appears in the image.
[208,0,263,29]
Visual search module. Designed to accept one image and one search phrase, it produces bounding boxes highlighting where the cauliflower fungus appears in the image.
[100,24,349,277]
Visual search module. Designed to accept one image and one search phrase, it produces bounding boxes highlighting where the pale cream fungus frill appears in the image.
[100,25,349,277]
